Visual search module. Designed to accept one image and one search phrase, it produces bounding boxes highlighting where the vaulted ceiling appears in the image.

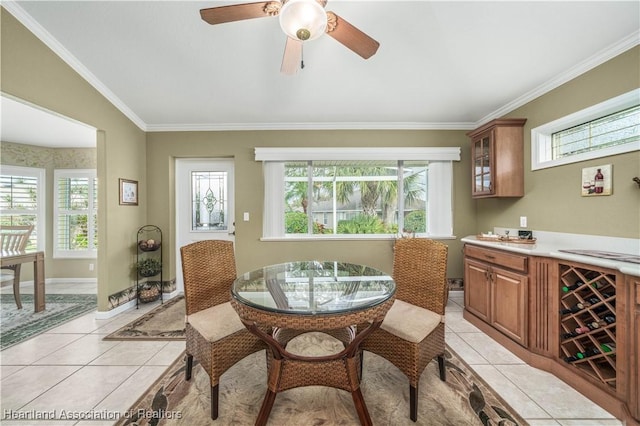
[2,0,639,145]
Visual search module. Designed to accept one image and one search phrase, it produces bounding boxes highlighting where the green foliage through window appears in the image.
[284,161,427,236]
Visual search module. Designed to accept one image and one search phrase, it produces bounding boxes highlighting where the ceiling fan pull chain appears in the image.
[301,44,305,70]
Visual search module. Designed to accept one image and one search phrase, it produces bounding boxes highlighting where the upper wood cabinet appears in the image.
[467,118,527,198]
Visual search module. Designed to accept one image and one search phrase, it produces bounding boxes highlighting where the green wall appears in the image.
[146,130,474,281]
[2,6,639,312]
[477,47,640,238]
[2,9,147,310]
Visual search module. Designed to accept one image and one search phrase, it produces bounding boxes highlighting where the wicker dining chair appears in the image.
[181,240,266,420]
[360,238,449,422]
[0,224,34,309]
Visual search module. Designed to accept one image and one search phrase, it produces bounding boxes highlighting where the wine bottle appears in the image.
[594,168,604,194]
[585,297,601,305]
[575,325,591,334]
[600,342,616,353]
[572,347,601,360]
[582,347,602,357]
[559,302,592,314]
[573,323,596,334]
[561,330,578,339]
[564,324,596,339]
[564,355,579,363]
[562,280,585,292]
[601,315,616,324]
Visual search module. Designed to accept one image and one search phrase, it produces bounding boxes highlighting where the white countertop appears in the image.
[461,229,640,277]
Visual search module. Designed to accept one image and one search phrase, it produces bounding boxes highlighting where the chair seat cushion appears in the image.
[380,299,443,343]
[186,301,246,342]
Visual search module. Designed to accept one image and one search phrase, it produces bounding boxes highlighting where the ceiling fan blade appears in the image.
[325,12,379,59]
[281,37,302,75]
[200,2,279,25]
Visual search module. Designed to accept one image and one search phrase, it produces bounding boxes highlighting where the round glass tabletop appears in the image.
[232,260,396,315]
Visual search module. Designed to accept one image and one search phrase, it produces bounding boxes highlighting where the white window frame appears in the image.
[256,147,461,240]
[53,169,97,259]
[0,165,46,252]
[531,89,640,170]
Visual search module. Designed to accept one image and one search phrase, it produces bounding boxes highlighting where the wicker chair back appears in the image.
[180,240,237,316]
[392,238,448,315]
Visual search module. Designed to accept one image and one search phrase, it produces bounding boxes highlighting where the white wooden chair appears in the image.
[1,225,34,309]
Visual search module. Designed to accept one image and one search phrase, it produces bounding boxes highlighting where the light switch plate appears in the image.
[243,212,250,222]
[520,216,527,227]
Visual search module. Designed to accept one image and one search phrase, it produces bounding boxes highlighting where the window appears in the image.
[54,169,97,258]
[532,89,640,170]
[191,170,228,231]
[0,165,45,251]
[257,147,460,239]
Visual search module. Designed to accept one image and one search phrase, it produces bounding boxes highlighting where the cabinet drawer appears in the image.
[465,245,528,273]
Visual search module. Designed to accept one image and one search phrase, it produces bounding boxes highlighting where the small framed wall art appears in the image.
[119,178,138,205]
[581,164,612,196]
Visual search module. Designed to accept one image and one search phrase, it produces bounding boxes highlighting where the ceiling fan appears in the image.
[200,0,380,74]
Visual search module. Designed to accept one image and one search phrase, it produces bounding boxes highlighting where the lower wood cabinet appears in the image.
[491,265,528,346]
[464,245,528,346]
[463,243,639,425]
[464,258,491,321]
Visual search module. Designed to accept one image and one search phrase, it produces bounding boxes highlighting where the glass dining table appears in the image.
[231,260,396,426]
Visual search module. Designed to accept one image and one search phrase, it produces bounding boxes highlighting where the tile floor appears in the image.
[0,283,624,425]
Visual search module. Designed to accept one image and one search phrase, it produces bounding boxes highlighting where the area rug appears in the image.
[103,296,185,341]
[0,293,97,350]
[116,333,528,426]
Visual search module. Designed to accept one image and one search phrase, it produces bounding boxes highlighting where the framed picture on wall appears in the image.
[119,178,138,205]
[581,164,612,196]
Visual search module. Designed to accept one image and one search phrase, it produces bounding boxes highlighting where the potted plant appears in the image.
[136,258,161,277]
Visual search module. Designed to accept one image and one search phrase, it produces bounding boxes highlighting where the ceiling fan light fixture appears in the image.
[279,0,327,41]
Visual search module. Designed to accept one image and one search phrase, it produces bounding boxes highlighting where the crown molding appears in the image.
[475,29,640,128]
[4,1,638,133]
[2,1,147,131]
[255,146,462,161]
[145,121,477,132]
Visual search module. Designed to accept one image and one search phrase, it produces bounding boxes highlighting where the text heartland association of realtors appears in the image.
[2,408,182,421]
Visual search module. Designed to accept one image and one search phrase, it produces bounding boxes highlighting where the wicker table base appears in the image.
[231,297,394,426]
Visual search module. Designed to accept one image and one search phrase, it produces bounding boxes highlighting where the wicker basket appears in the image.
[138,240,161,251]
[139,285,160,303]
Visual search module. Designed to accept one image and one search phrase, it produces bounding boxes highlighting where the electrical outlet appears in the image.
[520,216,527,228]
[89,263,94,271]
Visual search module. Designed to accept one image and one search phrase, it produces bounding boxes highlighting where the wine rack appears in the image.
[559,263,617,391]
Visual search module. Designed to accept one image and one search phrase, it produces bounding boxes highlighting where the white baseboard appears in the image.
[10,277,182,320]
[95,299,136,320]
[48,277,98,284]
[15,278,97,287]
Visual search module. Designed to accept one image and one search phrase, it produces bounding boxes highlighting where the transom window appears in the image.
[257,147,460,240]
[532,89,640,170]
[551,105,639,159]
